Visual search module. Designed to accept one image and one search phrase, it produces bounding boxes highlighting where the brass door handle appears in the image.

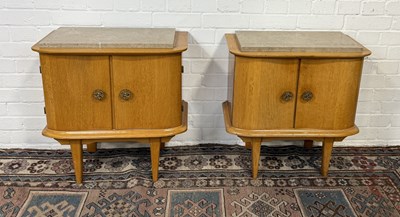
[92,89,105,101]
[280,91,294,102]
[119,89,133,101]
[301,91,313,102]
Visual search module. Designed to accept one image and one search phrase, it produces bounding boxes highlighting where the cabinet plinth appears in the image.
[33,28,188,183]
[224,32,371,178]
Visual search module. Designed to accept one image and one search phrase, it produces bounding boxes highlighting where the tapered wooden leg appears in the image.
[86,142,97,153]
[321,138,334,177]
[70,140,83,184]
[251,138,262,179]
[304,140,313,149]
[160,142,165,149]
[245,142,252,149]
[150,138,161,182]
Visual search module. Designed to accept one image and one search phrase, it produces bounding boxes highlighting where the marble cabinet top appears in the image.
[36,27,176,49]
[235,31,365,52]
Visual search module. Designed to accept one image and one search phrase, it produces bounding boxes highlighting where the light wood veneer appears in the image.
[33,29,188,183]
[224,32,371,179]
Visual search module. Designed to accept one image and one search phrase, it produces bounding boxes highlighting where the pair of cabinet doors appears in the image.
[231,57,363,130]
[40,54,182,131]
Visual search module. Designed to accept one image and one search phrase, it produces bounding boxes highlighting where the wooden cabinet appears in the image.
[32,28,188,183]
[223,31,371,178]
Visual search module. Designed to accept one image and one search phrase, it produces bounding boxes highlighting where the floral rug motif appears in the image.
[0,145,399,216]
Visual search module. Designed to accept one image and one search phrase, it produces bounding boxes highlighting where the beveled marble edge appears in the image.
[235,31,366,53]
[239,46,364,53]
[31,32,188,54]
[37,42,174,49]
[36,27,176,49]
[225,34,370,58]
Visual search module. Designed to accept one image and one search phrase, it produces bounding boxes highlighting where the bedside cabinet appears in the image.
[32,27,188,183]
[223,31,371,178]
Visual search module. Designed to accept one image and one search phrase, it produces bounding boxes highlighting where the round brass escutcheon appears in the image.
[280,91,294,102]
[92,89,105,101]
[119,89,133,101]
[301,91,313,102]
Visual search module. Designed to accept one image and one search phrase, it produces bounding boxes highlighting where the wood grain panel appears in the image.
[295,58,364,129]
[42,101,188,140]
[112,54,182,129]
[232,57,299,129]
[223,101,359,138]
[40,54,112,131]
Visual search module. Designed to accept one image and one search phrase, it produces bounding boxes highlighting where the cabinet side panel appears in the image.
[227,53,235,117]
[232,57,299,130]
[40,54,112,131]
[112,54,182,129]
[295,58,363,130]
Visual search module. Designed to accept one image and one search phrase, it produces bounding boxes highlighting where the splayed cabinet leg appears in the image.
[70,140,83,184]
[245,142,252,149]
[251,138,262,179]
[86,142,97,153]
[150,138,161,182]
[321,138,334,177]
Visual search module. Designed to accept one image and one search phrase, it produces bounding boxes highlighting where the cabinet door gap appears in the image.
[293,59,301,128]
[109,56,116,129]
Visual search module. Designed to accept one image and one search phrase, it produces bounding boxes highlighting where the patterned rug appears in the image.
[0,145,399,217]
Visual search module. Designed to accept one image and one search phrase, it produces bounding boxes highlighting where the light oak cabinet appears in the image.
[33,28,188,183]
[223,31,371,178]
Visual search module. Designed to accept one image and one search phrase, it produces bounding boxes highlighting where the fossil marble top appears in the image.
[235,31,365,53]
[36,27,176,49]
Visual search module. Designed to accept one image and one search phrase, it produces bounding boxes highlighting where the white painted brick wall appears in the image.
[362,1,385,15]
[312,0,336,14]
[168,0,191,12]
[218,0,240,12]
[153,13,202,27]
[386,1,400,15]
[242,0,264,14]
[114,0,140,12]
[265,0,289,14]
[289,0,312,14]
[0,0,399,148]
[191,0,217,13]
[337,1,360,15]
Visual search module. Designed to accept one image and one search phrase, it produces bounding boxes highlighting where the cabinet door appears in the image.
[232,57,299,129]
[40,55,112,131]
[295,59,363,129]
[112,55,182,129]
